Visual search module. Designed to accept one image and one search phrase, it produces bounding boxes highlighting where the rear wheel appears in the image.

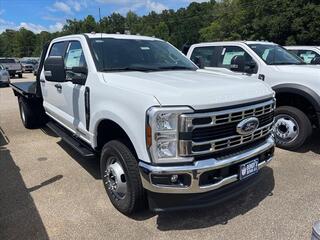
[274,106,312,150]
[18,97,46,129]
[100,140,146,215]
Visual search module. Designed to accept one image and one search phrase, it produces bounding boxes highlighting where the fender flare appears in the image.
[272,83,320,112]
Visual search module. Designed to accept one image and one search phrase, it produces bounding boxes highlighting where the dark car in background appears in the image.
[21,60,35,73]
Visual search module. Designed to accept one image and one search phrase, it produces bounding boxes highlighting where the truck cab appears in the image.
[187,41,320,150]
[11,34,275,214]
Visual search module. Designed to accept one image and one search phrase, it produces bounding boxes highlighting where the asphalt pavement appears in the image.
[0,73,320,240]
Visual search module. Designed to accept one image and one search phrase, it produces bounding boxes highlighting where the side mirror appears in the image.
[310,57,320,65]
[67,66,88,85]
[193,56,205,68]
[244,62,257,74]
[44,56,66,82]
[230,55,245,72]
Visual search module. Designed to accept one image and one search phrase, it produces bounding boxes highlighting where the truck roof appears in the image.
[52,33,163,42]
[190,41,277,48]
[285,46,320,49]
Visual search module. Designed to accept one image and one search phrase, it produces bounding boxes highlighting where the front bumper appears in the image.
[139,136,274,194]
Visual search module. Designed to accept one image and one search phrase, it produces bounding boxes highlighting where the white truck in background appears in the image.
[10,34,275,214]
[285,46,320,64]
[187,41,320,150]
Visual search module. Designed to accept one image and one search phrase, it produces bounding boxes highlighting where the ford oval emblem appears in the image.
[236,117,259,135]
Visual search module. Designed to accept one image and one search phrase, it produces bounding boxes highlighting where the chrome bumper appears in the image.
[139,136,274,194]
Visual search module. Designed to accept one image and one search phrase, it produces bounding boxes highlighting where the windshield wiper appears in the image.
[102,66,158,72]
[157,66,195,70]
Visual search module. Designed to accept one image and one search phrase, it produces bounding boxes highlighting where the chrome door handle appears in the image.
[54,84,62,90]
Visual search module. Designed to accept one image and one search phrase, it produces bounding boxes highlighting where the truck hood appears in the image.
[104,70,273,110]
[268,65,320,93]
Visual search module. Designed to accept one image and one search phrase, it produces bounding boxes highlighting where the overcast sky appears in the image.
[0,0,209,33]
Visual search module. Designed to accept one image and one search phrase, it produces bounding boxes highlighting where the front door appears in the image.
[60,41,88,137]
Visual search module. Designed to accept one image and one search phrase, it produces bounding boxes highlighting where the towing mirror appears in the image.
[67,66,88,85]
[44,56,66,82]
[230,55,245,72]
[230,56,256,74]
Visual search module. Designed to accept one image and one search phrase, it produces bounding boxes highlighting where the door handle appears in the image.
[39,79,45,83]
[54,84,62,90]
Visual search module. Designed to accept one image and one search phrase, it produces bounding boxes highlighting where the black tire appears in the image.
[274,106,312,150]
[18,73,22,78]
[100,140,146,215]
[18,97,46,129]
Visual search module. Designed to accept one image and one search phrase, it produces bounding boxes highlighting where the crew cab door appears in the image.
[189,45,260,79]
[41,40,89,139]
[41,41,69,126]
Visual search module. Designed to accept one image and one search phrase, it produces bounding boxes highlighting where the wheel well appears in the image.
[275,92,318,127]
[96,119,137,157]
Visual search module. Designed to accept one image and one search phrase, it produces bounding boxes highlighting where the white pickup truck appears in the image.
[187,41,320,150]
[10,34,275,214]
[285,46,320,64]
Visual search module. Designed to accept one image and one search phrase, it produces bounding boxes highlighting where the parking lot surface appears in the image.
[1,73,320,240]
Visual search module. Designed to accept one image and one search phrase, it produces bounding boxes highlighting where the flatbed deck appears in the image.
[10,81,38,98]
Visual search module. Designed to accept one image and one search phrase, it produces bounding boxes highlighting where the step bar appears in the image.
[46,121,96,158]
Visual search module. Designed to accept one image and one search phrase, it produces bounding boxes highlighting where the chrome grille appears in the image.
[179,99,275,156]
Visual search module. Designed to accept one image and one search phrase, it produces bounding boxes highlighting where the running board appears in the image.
[46,121,96,158]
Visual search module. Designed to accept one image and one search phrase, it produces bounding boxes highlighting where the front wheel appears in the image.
[274,106,312,150]
[100,140,146,215]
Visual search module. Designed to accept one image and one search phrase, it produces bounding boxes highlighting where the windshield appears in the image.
[248,44,304,65]
[89,38,197,72]
[0,59,16,63]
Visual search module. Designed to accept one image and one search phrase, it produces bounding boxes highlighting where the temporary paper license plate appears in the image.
[239,159,259,180]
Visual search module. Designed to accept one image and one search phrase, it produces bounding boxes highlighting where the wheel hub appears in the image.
[274,115,299,143]
[104,160,127,199]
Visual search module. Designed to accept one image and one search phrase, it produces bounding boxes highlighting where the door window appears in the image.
[64,41,87,69]
[190,46,216,67]
[49,42,68,57]
[218,46,253,68]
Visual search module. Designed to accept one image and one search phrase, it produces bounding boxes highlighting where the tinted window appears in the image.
[89,38,197,72]
[49,42,68,57]
[64,41,86,68]
[190,46,217,67]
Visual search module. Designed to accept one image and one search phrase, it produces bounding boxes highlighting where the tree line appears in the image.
[1,0,320,58]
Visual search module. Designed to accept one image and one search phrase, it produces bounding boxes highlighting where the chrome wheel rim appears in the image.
[274,114,299,144]
[104,157,127,200]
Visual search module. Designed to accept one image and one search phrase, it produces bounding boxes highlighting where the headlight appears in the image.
[146,107,193,164]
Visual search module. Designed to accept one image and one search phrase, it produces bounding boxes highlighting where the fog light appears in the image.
[170,174,179,183]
